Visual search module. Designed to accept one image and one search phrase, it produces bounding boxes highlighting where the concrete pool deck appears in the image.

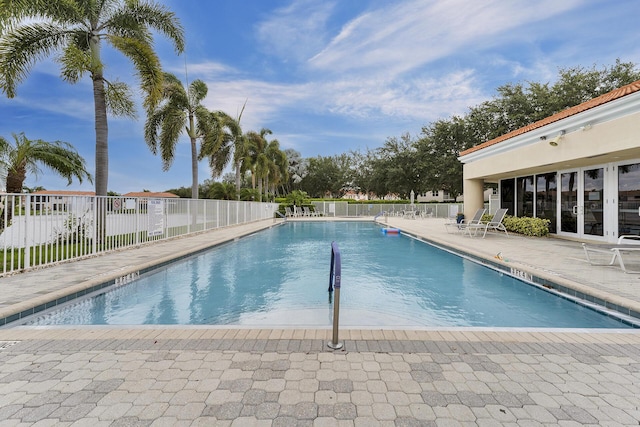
[0,217,639,425]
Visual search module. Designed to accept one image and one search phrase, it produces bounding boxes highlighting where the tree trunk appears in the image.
[93,76,109,196]
[235,160,242,200]
[6,166,25,194]
[189,112,198,199]
[0,168,25,230]
[91,34,108,197]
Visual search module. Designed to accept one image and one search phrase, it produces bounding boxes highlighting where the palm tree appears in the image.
[263,139,288,200]
[199,111,239,179]
[245,128,271,201]
[199,105,249,200]
[0,0,184,196]
[0,132,92,229]
[145,72,224,199]
[245,129,288,201]
[207,182,236,200]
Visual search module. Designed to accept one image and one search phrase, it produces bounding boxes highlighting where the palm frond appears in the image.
[0,22,74,97]
[107,1,184,53]
[108,34,162,109]
[59,40,92,83]
[189,79,207,106]
[105,80,135,118]
[158,108,186,170]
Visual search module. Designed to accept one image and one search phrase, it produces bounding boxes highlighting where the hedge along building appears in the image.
[458,80,640,243]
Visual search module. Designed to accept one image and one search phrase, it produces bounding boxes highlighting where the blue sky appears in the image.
[1,0,639,194]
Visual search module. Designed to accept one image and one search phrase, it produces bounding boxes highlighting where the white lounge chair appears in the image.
[303,206,318,217]
[445,208,486,234]
[582,235,640,273]
[465,208,509,238]
[402,209,416,219]
[285,206,295,217]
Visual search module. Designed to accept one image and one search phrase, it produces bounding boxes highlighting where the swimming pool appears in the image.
[25,221,634,328]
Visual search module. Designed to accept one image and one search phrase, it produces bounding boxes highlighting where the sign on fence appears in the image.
[148,199,164,237]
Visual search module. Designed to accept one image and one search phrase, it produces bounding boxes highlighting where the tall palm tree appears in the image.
[145,72,223,199]
[245,129,287,201]
[0,0,184,196]
[263,139,288,200]
[0,132,92,229]
[199,104,249,200]
[199,110,239,179]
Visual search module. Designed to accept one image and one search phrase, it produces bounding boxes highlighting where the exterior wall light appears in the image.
[547,130,565,147]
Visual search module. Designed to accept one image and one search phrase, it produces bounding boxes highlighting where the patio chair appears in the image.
[285,206,295,217]
[465,208,509,238]
[445,208,486,234]
[421,207,434,218]
[303,206,317,217]
[582,235,640,273]
[402,209,417,219]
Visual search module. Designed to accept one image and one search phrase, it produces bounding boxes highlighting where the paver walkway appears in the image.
[1,217,639,425]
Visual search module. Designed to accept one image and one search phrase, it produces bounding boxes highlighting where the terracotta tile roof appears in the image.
[32,190,96,196]
[459,79,640,157]
[123,192,180,198]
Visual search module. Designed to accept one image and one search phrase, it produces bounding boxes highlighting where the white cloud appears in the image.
[309,0,582,77]
[255,0,337,62]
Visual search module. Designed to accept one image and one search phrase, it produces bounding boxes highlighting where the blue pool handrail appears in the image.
[328,241,343,350]
[373,211,387,221]
[328,241,341,292]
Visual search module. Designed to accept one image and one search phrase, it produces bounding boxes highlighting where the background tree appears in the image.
[199,107,247,199]
[346,149,374,198]
[145,73,223,199]
[0,132,92,193]
[0,132,92,229]
[413,60,640,198]
[0,0,184,196]
[415,117,470,199]
[244,128,272,201]
[300,154,351,198]
[207,182,236,200]
[199,110,243,193]
[261,139,288,200]
[284,148,307,193]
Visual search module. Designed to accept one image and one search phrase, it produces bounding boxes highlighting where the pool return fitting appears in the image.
[327,241,343,350]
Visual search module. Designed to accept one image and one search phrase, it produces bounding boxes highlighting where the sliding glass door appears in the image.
[557,166,607,240]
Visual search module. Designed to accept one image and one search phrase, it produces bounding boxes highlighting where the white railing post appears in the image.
[24,194,31,269]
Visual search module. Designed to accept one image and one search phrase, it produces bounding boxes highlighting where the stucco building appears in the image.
[458,80,640,243]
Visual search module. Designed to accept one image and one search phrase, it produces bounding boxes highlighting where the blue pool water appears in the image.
[27,221,633,328]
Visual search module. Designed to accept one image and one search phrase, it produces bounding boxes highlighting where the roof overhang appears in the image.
[459,90,640,164]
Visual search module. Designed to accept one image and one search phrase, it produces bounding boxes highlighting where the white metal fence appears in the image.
[0,194,279,276]
[311,201,466,218]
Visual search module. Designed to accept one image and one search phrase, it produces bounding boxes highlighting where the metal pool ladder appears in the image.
[328,241,343,350]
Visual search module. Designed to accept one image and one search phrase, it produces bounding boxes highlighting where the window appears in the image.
[535,173,557,233]
[500,179,515,215]
[618,163,640,236]
[516,176,534,217]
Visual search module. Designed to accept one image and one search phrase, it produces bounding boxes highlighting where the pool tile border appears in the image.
[0,223,286,328]
[402,230,640,327]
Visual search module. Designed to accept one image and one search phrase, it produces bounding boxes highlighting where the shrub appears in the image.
[479,214,550,237]
[504,215,550,237]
